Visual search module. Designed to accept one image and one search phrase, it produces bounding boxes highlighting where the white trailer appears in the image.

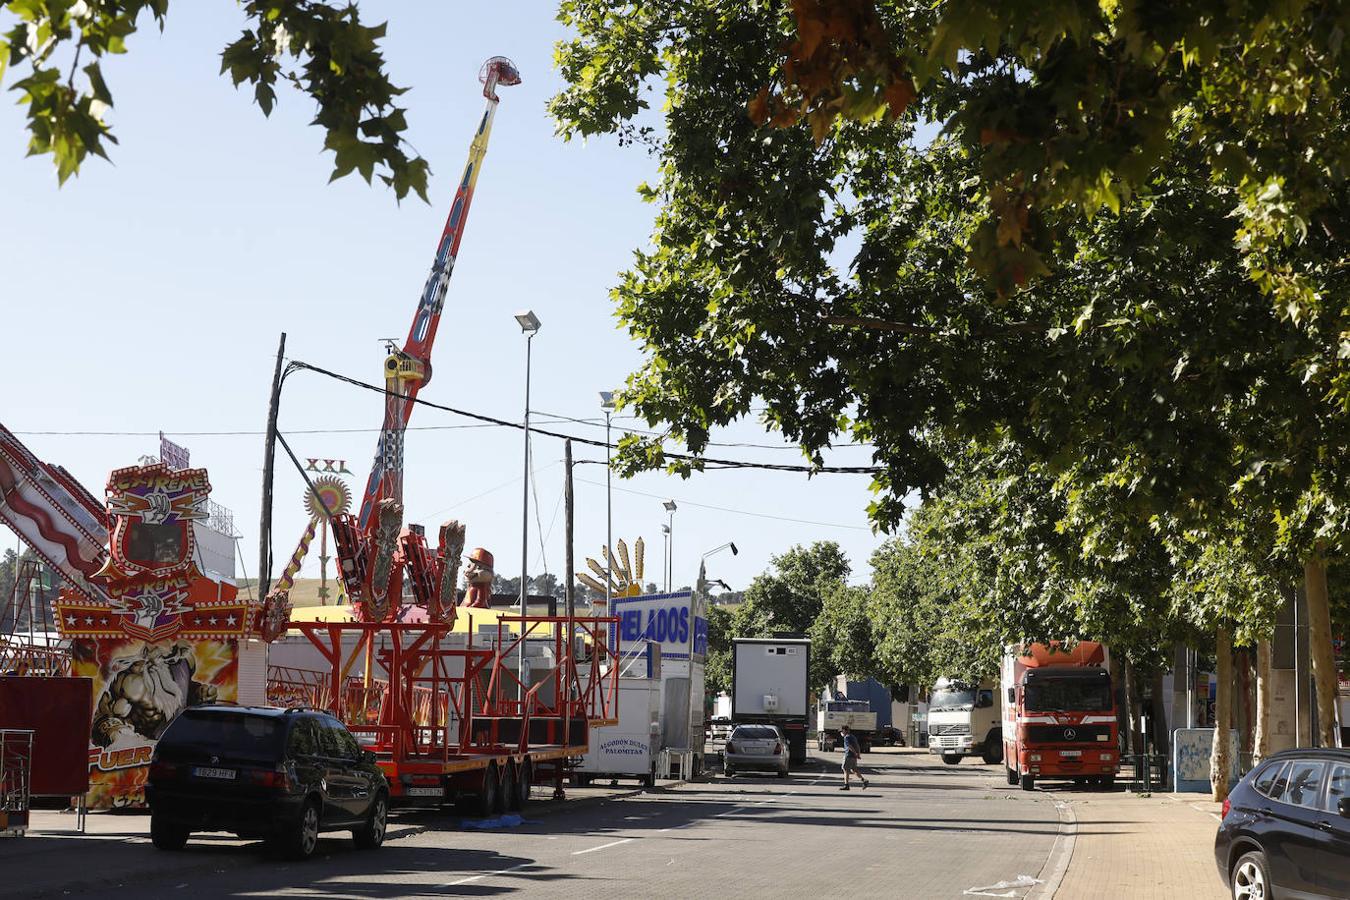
[575,676,662,787]
[732,637,810,765]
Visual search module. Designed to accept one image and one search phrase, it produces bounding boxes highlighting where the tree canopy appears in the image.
[2,0,428,198]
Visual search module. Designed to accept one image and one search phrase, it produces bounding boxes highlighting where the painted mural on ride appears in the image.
[51,463,274,808]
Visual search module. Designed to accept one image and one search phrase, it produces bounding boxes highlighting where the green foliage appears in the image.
[2,0,427,199]
[551,1,1350,580]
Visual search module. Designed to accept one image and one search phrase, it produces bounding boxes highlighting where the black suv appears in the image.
[147,705,389,859]
[1215,748,1350,899]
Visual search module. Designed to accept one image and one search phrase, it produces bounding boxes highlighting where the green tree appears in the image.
[2,1,428,198]
[554,0,1350,314]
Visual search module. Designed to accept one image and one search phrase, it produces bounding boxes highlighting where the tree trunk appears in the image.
[1253,638,1272,765]
[1211,625,1233,802]
[1304,556,1338,748]
[1234,647,1252,768]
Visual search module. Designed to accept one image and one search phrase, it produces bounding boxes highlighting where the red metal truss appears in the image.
[290,611,619,769]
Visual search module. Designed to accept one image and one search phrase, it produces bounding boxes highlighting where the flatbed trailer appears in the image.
[291,610,620,812]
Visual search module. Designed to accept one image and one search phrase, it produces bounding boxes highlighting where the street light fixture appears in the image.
[663,499,677,591]
[515,310,541,707]
[599,391,616,607]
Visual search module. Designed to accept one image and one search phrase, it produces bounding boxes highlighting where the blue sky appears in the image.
[0,2,888,595]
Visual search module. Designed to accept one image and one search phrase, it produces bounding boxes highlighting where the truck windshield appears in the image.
[930,688,975,711]
[1024,680,1112,712]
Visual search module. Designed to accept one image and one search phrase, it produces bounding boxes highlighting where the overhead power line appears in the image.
[284,359,884,475]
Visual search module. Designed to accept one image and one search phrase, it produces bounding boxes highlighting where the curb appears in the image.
[1028,791,1077,900]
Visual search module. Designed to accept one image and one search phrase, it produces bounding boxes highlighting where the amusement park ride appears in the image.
[0,57,620,812]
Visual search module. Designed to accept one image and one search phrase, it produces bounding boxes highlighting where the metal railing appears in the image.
[0,729,34,837]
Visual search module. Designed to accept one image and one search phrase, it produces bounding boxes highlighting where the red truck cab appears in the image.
[1001,642,1119,791]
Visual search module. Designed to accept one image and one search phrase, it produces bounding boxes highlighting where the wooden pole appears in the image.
[258,333,287,598]
[564,439,575,625]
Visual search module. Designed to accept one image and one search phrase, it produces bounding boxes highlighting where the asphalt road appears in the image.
[9,749,1065,899]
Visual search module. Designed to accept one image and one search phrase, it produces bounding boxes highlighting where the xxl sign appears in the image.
[611,591,708,661]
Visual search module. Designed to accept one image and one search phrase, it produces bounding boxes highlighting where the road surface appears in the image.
[8,749,1065,899]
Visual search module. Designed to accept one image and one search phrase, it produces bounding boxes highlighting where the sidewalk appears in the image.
[1050,789,1226,899]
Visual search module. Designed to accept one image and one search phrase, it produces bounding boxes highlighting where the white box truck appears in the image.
[732,637,810,765]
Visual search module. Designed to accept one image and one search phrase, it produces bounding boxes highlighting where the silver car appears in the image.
[723,724,789,777]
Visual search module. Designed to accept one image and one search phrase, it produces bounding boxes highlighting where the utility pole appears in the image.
[258,332,286,598]
[564,439,575,691]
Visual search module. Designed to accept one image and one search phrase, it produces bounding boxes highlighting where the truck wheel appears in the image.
[1005,764,1019,786]
[981,739,1002,765]
[1020,773,1036,792]
[1099,775,1115,790]
[941,753,961,765]
[817,736,825,752]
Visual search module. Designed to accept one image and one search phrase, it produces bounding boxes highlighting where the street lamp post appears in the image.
[661,525,670,593]
[599,391,616,607]
[686,540,737,772]
[514,310,541,708]
[663,499,677,591]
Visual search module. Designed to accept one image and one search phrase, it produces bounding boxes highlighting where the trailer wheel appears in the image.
[473,763,500,816]
[511,760,531,810]
[497,764,514,815]
[644,762,656,788]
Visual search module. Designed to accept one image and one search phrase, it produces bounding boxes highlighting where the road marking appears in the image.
[442,862,535,886]
[572,838,633,855]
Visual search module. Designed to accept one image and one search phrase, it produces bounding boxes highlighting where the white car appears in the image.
[723,724,789,777]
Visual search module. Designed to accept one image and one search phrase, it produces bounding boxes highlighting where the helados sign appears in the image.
[610,590,708,661]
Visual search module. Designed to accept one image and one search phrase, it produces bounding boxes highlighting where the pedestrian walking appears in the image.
[839,725,869,790]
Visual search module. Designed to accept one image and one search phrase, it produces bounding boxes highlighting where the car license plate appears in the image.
[405,786,444,797]
[1060,750,1082,757]
[192,766,236,780]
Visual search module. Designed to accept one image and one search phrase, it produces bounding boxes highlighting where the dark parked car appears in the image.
[147,705,389,859]
[1215,748,1350,899]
